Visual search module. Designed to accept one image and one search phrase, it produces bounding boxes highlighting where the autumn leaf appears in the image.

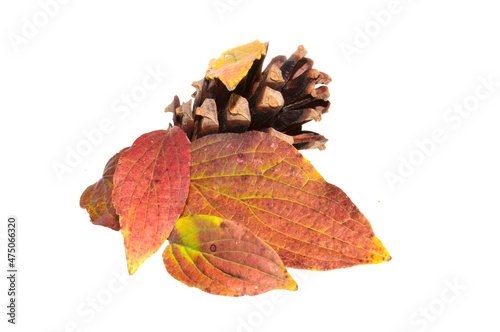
[80,148,128,231]
[163,215,298,296]
[182,131,391,270]
[79,41,390,296]
[206,40,267,91]
[113,127,191,275]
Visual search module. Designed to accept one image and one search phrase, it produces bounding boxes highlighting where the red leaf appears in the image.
[80,148,128,231]
[113,127,191,274]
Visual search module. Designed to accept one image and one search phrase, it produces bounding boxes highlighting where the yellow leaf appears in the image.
[206,40,267,91]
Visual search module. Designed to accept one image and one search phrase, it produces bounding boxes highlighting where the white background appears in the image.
[1,0,499,331]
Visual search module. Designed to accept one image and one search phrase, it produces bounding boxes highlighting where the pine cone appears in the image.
[165,40,331,150]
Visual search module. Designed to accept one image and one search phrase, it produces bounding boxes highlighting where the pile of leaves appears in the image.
[80,40,391,297]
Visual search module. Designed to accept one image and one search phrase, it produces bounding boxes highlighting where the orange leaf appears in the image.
[182,131,391,270]
[163,215,298,296]
[80,148,128,231]
[206,40,267,91]
[113,127,191,274]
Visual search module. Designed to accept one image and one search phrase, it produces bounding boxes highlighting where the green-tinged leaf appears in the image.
[163,215,298,296]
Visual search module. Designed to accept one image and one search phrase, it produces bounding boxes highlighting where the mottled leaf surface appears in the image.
[182,131,391,270]
[206,40,267,91]
[113,127,191,274]
[163,215,297,296]
[80,148,128,231]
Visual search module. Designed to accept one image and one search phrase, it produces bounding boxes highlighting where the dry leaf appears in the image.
[80,148,128,231]
[206,40,267,91]
[112,127,191,274]
[182,131,391,270]
[164,215,298,296]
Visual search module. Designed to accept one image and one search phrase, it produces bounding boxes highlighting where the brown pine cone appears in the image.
[166,40,331,150]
